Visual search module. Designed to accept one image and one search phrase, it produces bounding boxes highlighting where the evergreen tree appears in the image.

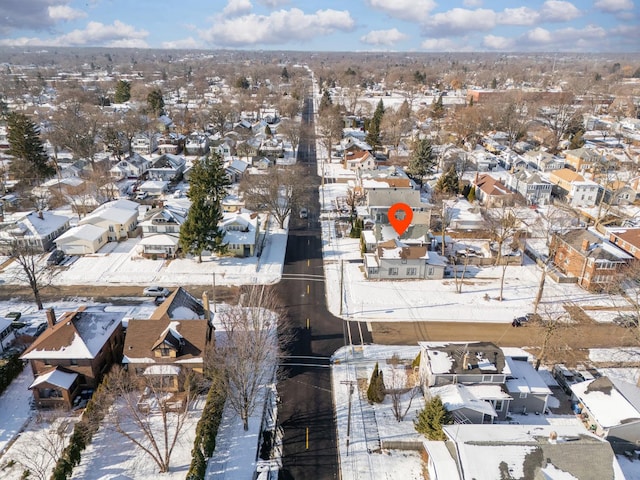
[467,186,476,203]
[431,94,444,120]
[367,362,385,404]
[414,396,453,440]
[6,112,54,185]
[319,89,332,113]
[147,88,165,117]
[114,80,131,103]
[365,99,384,150]
[179,152,231,262]
[281,67,289,80]
[435,164,460,194]
[407,138,436,186]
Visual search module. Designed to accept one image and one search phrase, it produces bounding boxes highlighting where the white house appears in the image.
[109,153,151,179]
[78,199,139,242]
[55,224,108,255]
[220,210,260,257]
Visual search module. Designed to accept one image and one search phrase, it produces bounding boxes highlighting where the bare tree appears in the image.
[0,239,54,309]
[240,165,310,229]
[485,206,523,301]
[11,417,70,480]
[452,253,471,294]
[531,306,575,370]
[103,366,199,473]
[534,91,579,153]
[316,105,343,163]
[387,354,419,422]
[278,118,302,155]
[209,285,284,431]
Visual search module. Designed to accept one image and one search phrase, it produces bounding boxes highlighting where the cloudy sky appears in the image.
[0,0,637,51]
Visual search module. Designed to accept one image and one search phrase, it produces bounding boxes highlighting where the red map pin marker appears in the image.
[388,203,413,236]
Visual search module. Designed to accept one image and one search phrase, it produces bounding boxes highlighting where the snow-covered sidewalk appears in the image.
[0,367,34,456]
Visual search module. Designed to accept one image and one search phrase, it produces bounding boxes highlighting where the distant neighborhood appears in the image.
[0,49,640,479]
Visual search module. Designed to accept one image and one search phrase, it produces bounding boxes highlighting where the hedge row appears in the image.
[186,385,226,480]
[0,355,25,395]
[50,377,111,480]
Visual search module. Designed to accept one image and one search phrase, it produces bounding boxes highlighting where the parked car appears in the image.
[143,286,170,297]
[613,314,639,328]
[5,311,21,321]
[136,191,149,200]
[47,249,65,266]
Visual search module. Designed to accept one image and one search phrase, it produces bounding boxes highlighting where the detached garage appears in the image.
[55,224,108,255]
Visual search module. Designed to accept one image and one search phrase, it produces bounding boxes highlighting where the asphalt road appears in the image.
[277,95,371,479]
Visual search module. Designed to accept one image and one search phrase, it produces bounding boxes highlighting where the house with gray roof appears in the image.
[0,210,70,254]
[147,154,186,182]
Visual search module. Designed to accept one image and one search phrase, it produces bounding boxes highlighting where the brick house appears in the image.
[607,227,640,260]
[123,288,214,392]
[21,308,125,409]
[550,228,632,290]
[473,174,516,207]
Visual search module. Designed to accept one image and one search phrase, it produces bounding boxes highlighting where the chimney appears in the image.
[549,431,558,444]
[37,210,44,220]
[581,239,590,251]
[462,351,470,370]
[203,291,213,344]
[46,308,56,328]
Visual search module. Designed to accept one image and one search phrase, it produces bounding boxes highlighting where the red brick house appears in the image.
[21,308,125,409]
[473,174,516,207]
[550,228,632,291]
[607,227,640,261]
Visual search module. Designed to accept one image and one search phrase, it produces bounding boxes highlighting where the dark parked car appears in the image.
[5,311,21,321]
[47,249,65,266]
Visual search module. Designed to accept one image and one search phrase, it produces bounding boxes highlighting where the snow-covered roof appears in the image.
[143,364,181,376]
[22,309,123,360]
[55,224,105,243]
[572,377,640,428]
[3,211,69,238]
[29,368,78,390]
[80,206,137,225]
[429,383,501,417]
[504,357,552,396]
[138,234,179,246]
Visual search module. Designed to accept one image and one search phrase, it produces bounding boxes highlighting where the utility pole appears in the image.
[339,259,344,316]
[340,380,355,456]
[212,272,216,312]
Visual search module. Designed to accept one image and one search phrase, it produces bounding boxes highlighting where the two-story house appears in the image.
[523,150,564,172]
[138,205,188,258]
[131,133,158,156]
[147,154,186,182]
[505,169,552,206]
[21,307,125,409]
[109,153,151,180]
[548,168,599,208]
[123,288,214,392]
[185,132,210,155]
[157,132,185,155]
[418,342,552,424]
[550,228,632,290]
[0,210,71,255]
[564,147,603,172]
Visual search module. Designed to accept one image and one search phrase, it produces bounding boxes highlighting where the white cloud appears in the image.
[425,8,497,35]
[463,0,483,6]
[497,7,539,26]
[524,27,554,44]
[420,38,463,51]
[483,34,515,50]
[52,20,149,47]
[200,8,354,47]
[162,37,203,49]
[222,0,253,18]
[360,28,408,46]
[522,24,606,48]
[539,1,582,21]
[594,0,635,11]
[48,5,87,21]
[257,0,290,6]
[365,0,436,22]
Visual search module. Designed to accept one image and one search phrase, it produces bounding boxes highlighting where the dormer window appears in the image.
[160,347,170,357]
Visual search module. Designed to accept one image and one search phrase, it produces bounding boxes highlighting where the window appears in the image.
[406,267,417,276]
[368,267,379,275]
[70,359,78,366]
[519,393,528,399]
[388,268,398,276]
[160,347,170,357]
[108,225,115,232]
[427,267,434,276]
[495,400,504,411]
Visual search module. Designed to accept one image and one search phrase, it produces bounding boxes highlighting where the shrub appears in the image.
[367,362,385,404]
[411,352,421,369]
[414,396,453,440]
[0,355,25,395]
